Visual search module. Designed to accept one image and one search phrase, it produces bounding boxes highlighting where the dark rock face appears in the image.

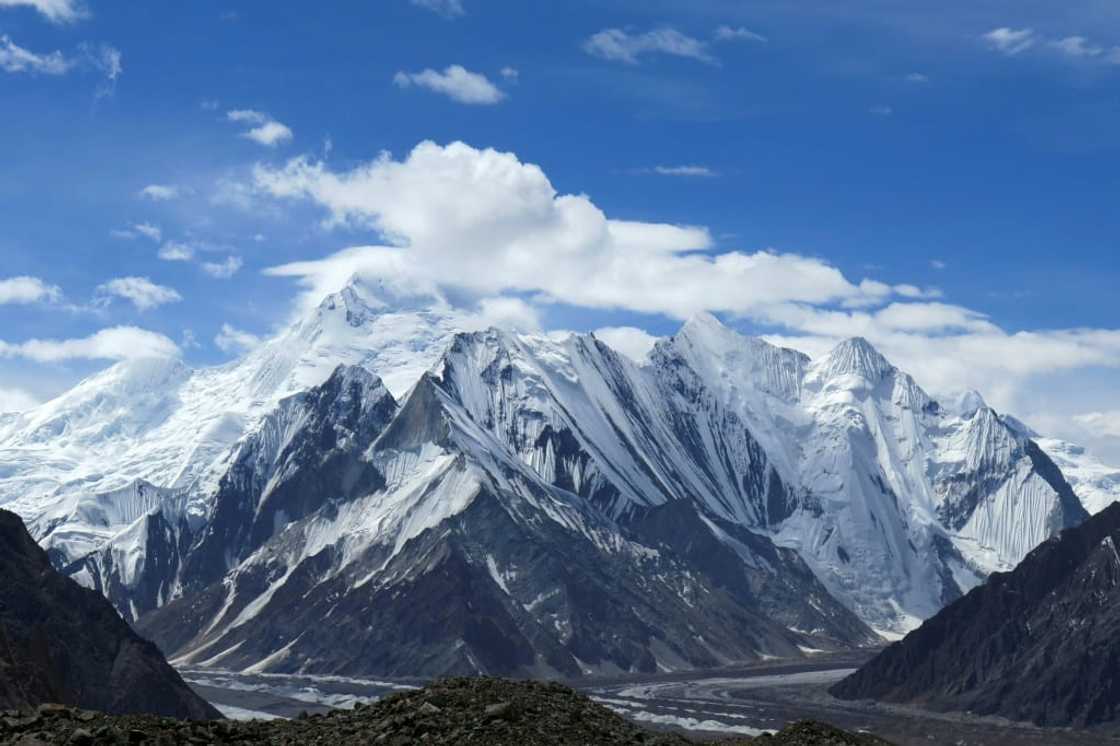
[831,502,1120,727]
[0,510,218,720]
[0,677,892,745]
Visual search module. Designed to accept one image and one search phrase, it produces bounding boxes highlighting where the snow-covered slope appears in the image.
[1036,437,1120,515]
[652,328,1087,633]
[0,281,460,566]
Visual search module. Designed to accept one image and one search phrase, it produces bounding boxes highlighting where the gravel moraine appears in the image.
[0,677,893,745]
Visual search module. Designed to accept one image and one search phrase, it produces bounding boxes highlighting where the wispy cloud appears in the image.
[139,184,181,201]
[1049,36,1104,59]
[409,0,464,19]
[714,25,767,43]
[0,35,71,74]
[393,65,505,104]
[158,241,195,261]
[643,165,718,177]
[905,72,929,83]
[95,276,182,311]
[214,323,260,353]
[583,27,717,66]
[0,0,87,24]
[983,27,1037,56]
[201,255,243,279]
[227,109,293,147]
[869,104,894,116]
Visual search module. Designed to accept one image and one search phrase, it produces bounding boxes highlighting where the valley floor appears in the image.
[182,653,1120,745]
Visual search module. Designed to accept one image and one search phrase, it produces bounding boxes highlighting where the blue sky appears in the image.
[1,0,1118,458]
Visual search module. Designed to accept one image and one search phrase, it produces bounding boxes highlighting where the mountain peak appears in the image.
[813,336,894,382]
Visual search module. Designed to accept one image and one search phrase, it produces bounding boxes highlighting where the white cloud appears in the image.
[214,323,261,353]
[95,276,182,311]
[983,27,1037,56]
[409,0,464,19]
[905,72,929,83]
[594,326,660,362]
[0,276,61,305]
[1075,411,1120,439]
[139,184,180,201]
[0,0,86,24]
[0,35,71,74]
[393,65,505,105]
[254,141,924,320]
[869,104,893,117]
[714,25,767,43]
[201,256,243,279]
[227,109,293,147]
[158,241,195,262]
[0,386,39,412]
[82,42,121,98]
[584,27,717,66]
[1049,36,1104,58]
[132,222,161,241]
[649,165,717,177]
[0,326,179,362]
[930,259,947,270]
[500,66,519,81]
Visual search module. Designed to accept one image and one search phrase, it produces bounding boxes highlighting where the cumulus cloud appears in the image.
[95,276,182,311]
[139,184,181,201]
[254,141,931,321]
[214,323,261,353]
[409,0,464,19]
[714,25,767,43]
[201,256,243,279]
[583,27,717,66]
[983,27,1037,56]
[0,276,61,305]
[227,109,293,147]
[0,0,87,24]
[0,326,179,362]
[594,326,660,362]
[393,65,505,105]
[0,35,71,74]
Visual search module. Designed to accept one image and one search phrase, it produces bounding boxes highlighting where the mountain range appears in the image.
[0,277,1114,677]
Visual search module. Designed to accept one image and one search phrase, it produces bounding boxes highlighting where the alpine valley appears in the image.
[0,278,1111,679]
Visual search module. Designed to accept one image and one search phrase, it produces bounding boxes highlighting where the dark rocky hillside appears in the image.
[0,677,891,745]
[0,510,218,720]
[832,502,1120,727]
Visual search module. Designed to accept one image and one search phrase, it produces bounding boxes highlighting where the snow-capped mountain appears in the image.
[135,358,875,676]
[1035,438,1120,515]
[0,277,1103,669]
[0,281,461,566]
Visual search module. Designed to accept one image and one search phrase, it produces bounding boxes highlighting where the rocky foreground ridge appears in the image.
[0,677,891,745]
[0,510,217,720]
[832,502,1120,727]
